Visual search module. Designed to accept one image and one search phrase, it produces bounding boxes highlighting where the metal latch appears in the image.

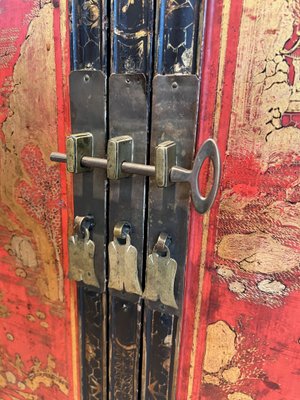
[143,233,178,309]
[108,222,142,295]
[68,215,100,288]
[50,133,221,214]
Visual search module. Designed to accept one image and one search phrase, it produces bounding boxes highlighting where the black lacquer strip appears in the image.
[70,0,107,71]
[156,0,201,74]
[69,1,109,399]
[111,0,154,75]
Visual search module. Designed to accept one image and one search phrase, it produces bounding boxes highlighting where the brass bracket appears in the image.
[155,141,177,187]
[66,132,93,173]
[107,135,133,179]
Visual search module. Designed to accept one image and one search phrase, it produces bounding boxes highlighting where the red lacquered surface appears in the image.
[0,1,78,398]
[178,1,300,399]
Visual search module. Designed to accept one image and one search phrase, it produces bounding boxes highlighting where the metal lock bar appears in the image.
[51,135,221,214]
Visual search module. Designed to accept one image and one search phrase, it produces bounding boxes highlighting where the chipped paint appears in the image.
[218,233,300,274]
[0,292,10,318]
[228,393,253,400]
[217,267,235,279]
[0,0,78,398]
[203,374,220,386]
[257,279,286,294]
[228,281,246,294]
[179,0,300,398]
[203,321,236,374]
[222,367,241,384]
[5,236,38,269]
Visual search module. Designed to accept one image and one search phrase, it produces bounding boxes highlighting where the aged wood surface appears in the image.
[178,0,300,399]
[0,1,78,399]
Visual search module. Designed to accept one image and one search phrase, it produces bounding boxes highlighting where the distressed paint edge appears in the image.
[54,1,80,398]
[175,0,243,397]
[176,0,224,397]
[192,0,244,398]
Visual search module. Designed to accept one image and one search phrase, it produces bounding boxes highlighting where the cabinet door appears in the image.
[0,1,79,399]
[177,1,300,399]
[63,1,214,399]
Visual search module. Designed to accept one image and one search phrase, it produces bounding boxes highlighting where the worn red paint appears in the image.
[178,0,300,399]
[0,1,77,398]
[176,0,224,397]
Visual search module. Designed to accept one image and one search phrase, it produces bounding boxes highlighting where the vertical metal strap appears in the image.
[143,75,199,399]
[108,1,154,399]
[143,1,202,398]
[69,2,108,399]
[70,70,107,400]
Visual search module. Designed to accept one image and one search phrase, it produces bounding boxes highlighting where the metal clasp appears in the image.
[68,215,99,288]
[143,233,178,309]
[51,136,221,214]
[108,222,142,295]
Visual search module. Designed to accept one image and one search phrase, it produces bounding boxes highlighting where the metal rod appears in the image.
[170,166,191,183]
[50,152,157,177]
[50,138,221,214]
[81,156,107,169]
[122,162,156,177]
[50,152,67,163]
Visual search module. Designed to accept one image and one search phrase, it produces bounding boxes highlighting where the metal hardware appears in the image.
[69,70,107,291]
[50,148,154,177]
[66,132,93,173]
[107,135,133,179]
[68,216,99,288]
[155,141,177,188]
[155,232,172,255]
[113,221,131,242]
[108,74,148,400]
[171,138,221,214]
[143,233,178,309]
[143,75,200,400]
[73,215,95,235]
[51,138,220,214]
[108,222,142,295]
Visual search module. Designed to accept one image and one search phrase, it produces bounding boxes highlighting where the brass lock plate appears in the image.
[108,74,148,279]
[108,230,142,296]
